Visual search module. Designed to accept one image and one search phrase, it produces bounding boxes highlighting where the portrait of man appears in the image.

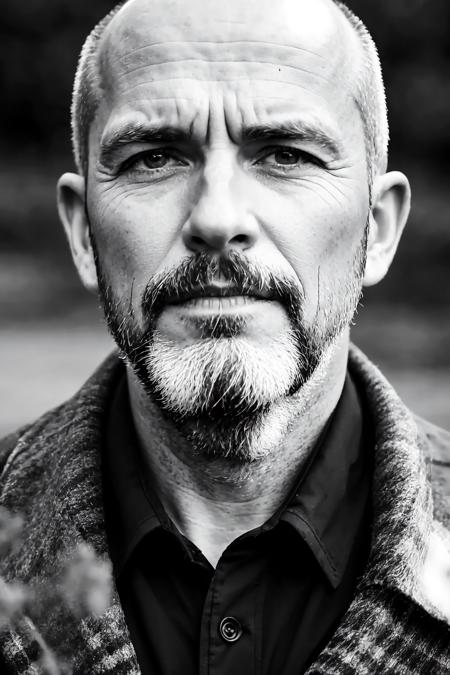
[0,0,449,672]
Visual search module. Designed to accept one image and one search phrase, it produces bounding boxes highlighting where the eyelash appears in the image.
[255,146,323,170]
[118,145,323,176]
[119,149,187,174]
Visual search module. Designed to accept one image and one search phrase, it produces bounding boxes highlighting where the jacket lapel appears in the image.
[305,345,449,673]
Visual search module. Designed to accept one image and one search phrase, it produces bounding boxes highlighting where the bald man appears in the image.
[0,0,449,673]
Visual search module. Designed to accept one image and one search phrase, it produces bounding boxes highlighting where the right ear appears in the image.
[57,172,98,292]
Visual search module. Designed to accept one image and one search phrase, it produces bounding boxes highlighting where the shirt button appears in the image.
[219,616,243,643]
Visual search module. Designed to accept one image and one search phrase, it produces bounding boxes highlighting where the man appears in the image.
[0,0,449,672]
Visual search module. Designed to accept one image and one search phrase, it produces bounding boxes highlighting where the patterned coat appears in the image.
[0,346,449,674]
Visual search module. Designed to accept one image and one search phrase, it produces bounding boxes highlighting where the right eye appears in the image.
[121,149,189,174]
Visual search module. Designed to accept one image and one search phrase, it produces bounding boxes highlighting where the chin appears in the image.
[183,400,295,464]
[143,329,302,421]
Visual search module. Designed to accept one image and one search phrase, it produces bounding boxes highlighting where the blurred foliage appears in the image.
[0,507,113,673]
[0,0,449,309]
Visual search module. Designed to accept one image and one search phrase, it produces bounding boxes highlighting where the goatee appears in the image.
[94,248,364,461]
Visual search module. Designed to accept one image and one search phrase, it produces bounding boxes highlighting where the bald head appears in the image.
[71,0,387,184]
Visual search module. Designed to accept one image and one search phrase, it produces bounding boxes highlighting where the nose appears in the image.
[182,154,259,253]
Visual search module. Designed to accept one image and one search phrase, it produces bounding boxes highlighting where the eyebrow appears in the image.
[99,123,193,167]
[99,118,342,167]
[241,121,342,159]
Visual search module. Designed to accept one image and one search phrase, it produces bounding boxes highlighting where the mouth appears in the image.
[166,284,276,306]
[179,296,267,313]
[162,285,277,318]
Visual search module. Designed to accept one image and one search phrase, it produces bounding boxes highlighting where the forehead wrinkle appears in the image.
[111,78,321,99]
[113,39,328,67]
[115,39,327,59]
[104,0,354,55]
[96,54,347,132]
[112,58,331,88]
[104,37,332,87]
[95,76,343,148]
[95,1,362,157]
[100,15,341,92]
[98,4,359,118]
[105,0,342,49]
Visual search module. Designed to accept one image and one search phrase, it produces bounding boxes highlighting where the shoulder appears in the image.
[0,353,123,486]
[0,426,30,475]
[415,416,450,528]
[415,416,450,464]
[0,409,68,488]
[421,520,450,622]
[413,417,450,621]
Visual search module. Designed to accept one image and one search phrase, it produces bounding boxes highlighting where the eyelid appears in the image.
[253,144,324,167]
[119,147,190,173]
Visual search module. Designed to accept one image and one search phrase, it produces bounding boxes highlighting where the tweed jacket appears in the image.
[0,346,449,674]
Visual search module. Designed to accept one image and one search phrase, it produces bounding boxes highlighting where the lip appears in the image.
[167,295,274,317]
[180,295,267,309]
[166,284,275,305]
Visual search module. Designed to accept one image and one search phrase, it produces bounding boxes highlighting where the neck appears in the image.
[127,335,349,567]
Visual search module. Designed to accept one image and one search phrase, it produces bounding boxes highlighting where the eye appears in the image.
[141,151,172,169]
[271,149,303,165]
[255,146,320,171]
[121,149,188,174]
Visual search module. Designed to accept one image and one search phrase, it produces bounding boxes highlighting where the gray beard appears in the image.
[141,323,310,462]
[179,411,267,463]
[91,245,367,462]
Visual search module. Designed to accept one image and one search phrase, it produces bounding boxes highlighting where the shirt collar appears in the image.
[102,376,162,577]
[103,372,371,586]
[281,373,372,588]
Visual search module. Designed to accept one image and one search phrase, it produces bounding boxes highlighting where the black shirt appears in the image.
[103,373,372,675]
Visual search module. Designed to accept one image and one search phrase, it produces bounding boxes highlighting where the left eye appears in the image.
[271,149,302,165]
[256,146,321,172]
[258,147,309,167]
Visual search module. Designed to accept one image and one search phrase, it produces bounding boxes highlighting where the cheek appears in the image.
[259,189,364,254]
[253,185,368,311]
[87,184,187,296]
[319,209,366,261]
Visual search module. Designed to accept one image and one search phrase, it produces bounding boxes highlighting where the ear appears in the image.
[57,172,98,292]
[363,171,411,287]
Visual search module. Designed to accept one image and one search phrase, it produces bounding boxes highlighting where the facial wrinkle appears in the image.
[113,58,330,87]
[114,39,328,60]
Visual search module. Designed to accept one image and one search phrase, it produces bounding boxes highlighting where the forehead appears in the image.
[96,0,360,140]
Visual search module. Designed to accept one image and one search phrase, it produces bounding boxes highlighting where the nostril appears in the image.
[184,227,255,253]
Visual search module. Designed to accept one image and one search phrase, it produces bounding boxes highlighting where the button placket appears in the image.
[199,541,261,675]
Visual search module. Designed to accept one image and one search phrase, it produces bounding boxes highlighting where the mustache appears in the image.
[140,250,305,322]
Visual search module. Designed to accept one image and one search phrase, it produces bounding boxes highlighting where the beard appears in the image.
[93,243,366,462]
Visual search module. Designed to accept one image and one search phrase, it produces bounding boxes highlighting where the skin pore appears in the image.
[58,0,410,566]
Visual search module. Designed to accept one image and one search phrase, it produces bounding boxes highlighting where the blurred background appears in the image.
[0,0,449,436]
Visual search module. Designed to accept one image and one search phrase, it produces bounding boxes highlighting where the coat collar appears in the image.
[0,347,448,673]
[347,347,450,621]
[347,347,432,596]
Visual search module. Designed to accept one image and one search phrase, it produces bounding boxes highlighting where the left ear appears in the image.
[363,171,411,287]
